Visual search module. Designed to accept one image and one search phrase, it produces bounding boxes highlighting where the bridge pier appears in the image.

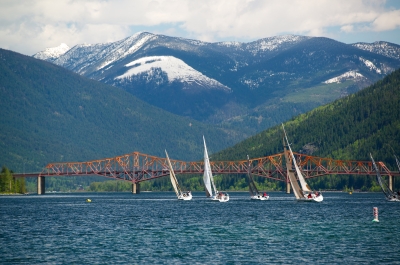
[37,176,45,195]
[132,183,140,194]
[389,175,393,192]
[286,182,291,194]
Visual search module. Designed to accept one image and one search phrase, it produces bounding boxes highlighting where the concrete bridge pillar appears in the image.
[37,176,45,195]
[286,182,291,194]
[132,183,140,194]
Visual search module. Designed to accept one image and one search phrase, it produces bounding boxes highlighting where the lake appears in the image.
[1,192,399,264]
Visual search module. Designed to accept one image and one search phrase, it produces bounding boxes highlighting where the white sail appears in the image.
[165,150,182,198]
[282,125,312,192]
[395,154,400,172]
[282,124,322,202]
[203,136,229,202]
[370,153,398,200]
[203,136,214,197]
[286,160,304,200]
[282,127,304,200]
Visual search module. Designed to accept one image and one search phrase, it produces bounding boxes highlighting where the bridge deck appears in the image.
[13,151,400,183]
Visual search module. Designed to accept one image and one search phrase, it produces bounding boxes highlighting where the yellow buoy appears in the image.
[86,198,91,202]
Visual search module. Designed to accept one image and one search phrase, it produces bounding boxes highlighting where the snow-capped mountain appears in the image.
[33,43,70,61]
[114,56,231,91]
[352,41,400,60]
[33,32,400,134]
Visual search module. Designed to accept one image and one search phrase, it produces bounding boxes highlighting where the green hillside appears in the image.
[2,47,399,192]
[85,68,400,193]
[0,48,243,173]
[209,68,400,191]
[214,68,400,163]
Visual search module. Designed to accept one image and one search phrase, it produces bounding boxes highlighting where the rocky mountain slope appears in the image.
[34,32,400,135]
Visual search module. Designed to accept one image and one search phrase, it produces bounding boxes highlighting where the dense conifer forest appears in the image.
[1,47,399,193]
[42,68,400,193]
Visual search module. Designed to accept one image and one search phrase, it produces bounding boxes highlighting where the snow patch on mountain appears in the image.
[323,71,365,84]
[217,41,242,48]
[359,57,381,74]
[256,35,309,51]
[115,56,231,90]
[216,35,310,56]
[96,32,157,71]
[245,35,311,56]
[33,43,70,61]
[352,41,400,60]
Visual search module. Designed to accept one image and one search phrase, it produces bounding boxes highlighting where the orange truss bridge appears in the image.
[33,151,399,182]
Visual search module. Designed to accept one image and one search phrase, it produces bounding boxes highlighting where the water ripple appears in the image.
[1,192,399,264]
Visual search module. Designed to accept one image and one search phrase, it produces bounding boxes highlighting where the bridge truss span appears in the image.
[37,151,400,183]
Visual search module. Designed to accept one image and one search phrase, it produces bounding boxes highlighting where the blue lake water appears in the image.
[1,192,399,264]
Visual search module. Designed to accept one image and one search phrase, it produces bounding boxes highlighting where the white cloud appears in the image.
[341,25,354,33]
[0,0,399,56]
[370,9,400,31]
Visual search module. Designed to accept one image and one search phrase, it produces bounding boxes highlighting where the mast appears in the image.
[247,155,259,196]
[165,150,182,197]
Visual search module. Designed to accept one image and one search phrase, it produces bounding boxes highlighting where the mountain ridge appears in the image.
[1,48,243,172]
[33,32,400,135]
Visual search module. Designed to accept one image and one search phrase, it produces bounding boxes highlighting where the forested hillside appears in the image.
[35,33,400,136]
[0,48,243,174]
[210,68,400,191]
[82,68,400,193]
[214,68,400,163]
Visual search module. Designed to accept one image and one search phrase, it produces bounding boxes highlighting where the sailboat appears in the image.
[247,155,269,200]
[370,153,399,202]
[395,154,400,172]
[203,136,229,202]
[165,150,192,201]
[282,124,323,202]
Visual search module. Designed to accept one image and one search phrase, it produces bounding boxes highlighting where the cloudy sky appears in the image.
[1,0,400,56]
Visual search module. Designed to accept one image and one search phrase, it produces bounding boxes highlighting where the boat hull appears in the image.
[298,193,323,202]
[250,195,269,200]
[211,194,230,202]
[312,194,323,202]
[387,196,400,202]
[178,193,192,200]
[219,196,229,202]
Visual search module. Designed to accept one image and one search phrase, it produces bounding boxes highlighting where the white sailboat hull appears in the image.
[178,193,192,201]
[211,193,230,202]
[250,195,269,200]
[387,196,400,202]
[211,196,219,201]
[297,193,323,202]
[312,194,323,202]
[218,195,229,202]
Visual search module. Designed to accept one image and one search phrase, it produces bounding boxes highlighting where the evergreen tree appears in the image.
[1,166,13,193]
